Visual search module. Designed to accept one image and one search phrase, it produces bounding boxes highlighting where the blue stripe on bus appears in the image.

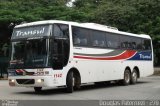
[128,51,152,61]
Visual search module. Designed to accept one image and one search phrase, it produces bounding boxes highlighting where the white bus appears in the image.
[8,20,154,93]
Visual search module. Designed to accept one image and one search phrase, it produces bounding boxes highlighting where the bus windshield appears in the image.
[9,39,49,69]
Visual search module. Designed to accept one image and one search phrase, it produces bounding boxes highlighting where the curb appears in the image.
[154,71,160,76]
[154,68,160,76]
[0,78,8,80]
[154,68,160,71]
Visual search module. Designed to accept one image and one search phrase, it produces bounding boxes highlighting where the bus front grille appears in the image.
[16,79,35,84]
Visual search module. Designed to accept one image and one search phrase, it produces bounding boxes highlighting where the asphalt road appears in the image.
[0,76,160,101]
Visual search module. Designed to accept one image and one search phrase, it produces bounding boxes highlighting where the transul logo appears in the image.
[139,54,152,59]
[16,27,45,37]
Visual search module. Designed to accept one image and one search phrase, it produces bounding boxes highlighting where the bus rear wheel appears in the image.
[34,87,42,93]
[121,69,131,86]
[131,69,138,84]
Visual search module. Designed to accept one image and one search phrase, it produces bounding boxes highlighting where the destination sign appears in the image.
[11,25,51,39]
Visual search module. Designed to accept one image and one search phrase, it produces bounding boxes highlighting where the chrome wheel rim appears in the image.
[132,72,137,82]
[125,72,130,83]
[72,77,75,87]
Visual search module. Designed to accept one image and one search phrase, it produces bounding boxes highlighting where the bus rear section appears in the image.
[71,24,153,88]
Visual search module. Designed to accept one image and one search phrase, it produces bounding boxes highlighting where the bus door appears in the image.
[50,39,64,69]
[50,24,70,70]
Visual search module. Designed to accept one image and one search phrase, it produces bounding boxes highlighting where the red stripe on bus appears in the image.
[73,50,136,60]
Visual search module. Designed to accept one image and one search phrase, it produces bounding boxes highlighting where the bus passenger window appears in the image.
[106,33,120,49]
[74,38,80,45]
[107,41,112,48]
[91,30,106,48]
[120,35,133,49]
[53,24,69,38]
[72,26,90,47]
[142,39,151,50]
[99,41,105,47]
[93,40,99,46]
[80,38,87,45]
[131,42,136,49]
[135,38,142,50]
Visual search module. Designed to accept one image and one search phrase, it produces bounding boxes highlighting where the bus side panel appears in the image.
[72,47,154,84]
[72,48,125,83]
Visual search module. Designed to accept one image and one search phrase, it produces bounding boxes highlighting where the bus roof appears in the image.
[15,20,151,39]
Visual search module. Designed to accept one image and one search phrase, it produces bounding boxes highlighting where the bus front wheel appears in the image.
[66,71,74,93]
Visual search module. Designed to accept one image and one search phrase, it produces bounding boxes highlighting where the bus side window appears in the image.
[142,39,151,50]
[72,26,89,47]
[120,35,133,49]
[106,33,120,49]
[107,41,112,48]
[80,38,87,45]
[54,25,61,37]
[91,30,106,48]
[74,37,80,45]
[132,42,136,49]
[53,24,69,38]
[99,41,105,47]
[93,40,99,47]
[135,38,142,50]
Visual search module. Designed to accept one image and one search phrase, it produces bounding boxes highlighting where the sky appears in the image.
[66,0,76,7]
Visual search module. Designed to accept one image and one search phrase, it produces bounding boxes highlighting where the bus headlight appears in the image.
[11,79,15,82]
[36,79,44,83]
[9,79,15,86]
[9,79,15,83]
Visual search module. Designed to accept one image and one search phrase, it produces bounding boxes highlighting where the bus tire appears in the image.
[74,75,81,90]
[131,69,138,84]
[121,69,131,86]
[66,71,74,93]
[34,87,42,93]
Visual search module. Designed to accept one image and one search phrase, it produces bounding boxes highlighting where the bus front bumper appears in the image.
[8,76,64,87]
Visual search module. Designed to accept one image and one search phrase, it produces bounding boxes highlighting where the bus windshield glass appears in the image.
[9,39,49,68]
